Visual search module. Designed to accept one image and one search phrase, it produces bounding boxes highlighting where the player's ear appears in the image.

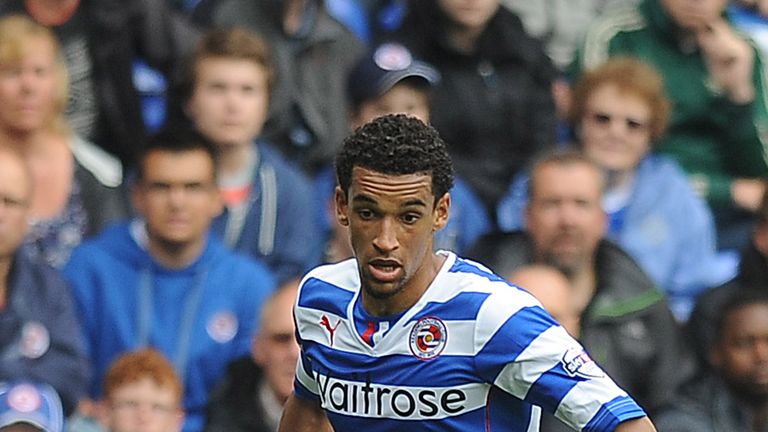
[335,186,349,226]
[433,192,450,232]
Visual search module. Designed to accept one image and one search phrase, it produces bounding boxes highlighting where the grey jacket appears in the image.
[655,375,759,432]
[468,231,695,415]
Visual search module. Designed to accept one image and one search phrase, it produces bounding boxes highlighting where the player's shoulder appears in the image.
[295,259,359,319]
[438,252,542,314]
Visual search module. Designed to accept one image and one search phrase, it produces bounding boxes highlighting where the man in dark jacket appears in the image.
[204,279,299,432]
[390,0,557,217]
[655,290,768,432]
[469,149,694,428]
[0,147,89,417]
[688,189,768,368]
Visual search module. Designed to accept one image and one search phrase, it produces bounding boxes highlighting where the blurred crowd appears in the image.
[1,0,768,431]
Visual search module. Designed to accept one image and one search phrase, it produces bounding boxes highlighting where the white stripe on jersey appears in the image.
[473,284,543,354]
[554,373,627,430]
[493,325,578,399]
[297,302,482,356]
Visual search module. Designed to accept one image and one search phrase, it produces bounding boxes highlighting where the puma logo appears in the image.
[320,315,341,346]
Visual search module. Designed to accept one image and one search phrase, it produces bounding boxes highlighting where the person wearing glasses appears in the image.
[100,349,184,432]
[495,57,734,322]
[0,146,89,420]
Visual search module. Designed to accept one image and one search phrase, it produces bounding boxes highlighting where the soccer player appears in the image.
[278,114,657,431]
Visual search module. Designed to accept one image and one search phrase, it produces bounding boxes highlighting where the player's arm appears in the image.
[278,393,333,432]
[615,416,657,432]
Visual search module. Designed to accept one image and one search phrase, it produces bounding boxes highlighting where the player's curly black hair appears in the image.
[335,114,455,201]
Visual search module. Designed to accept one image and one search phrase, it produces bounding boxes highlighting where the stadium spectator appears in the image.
[279,114,657,431]
[497,57,733,321]
[200,0,364,174]
[0,0,199,168]
[62,128,276,432]
[655,290,768,432]
[99,349,184,432]
[470,149,695,417]
[0,15,127,269]
[179,27,323,284]
[0,147,88,417]
[204,279,299,432]
[387,0,557,218]
[688,187,768,369]
[0,381,64,432]
[507,264,580,337]
[574,0,768,251]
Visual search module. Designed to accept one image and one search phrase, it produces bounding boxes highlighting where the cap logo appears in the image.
[206,311,238,344]
[20,322,50,359]
[7,384,42,413]
[374,43,413,71]
[409,316,447,360]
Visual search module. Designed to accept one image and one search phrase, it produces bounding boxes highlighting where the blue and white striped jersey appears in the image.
[293,251,646,431]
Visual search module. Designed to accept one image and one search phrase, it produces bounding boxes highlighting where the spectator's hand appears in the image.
[731,178,766,212]
[696,19,756,104]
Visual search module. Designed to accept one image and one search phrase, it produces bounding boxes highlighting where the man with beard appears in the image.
[468,149,693,419]
[655,290,768,431]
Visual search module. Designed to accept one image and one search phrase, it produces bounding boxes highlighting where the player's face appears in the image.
[661,0,727,30]
[712,303,768,399]
[525,162,606,276]
[580,84,652,174]
[0,36,59,134]
[0,151,31,260]
[352,83,430,129]
[132,149,222,250]
[336,167,449,313]
[104,378,184,432]
[186,57,269,149]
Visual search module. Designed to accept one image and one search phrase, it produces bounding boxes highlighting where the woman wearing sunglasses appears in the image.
[496,57,735,323]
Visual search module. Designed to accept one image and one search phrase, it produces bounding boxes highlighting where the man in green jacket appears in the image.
[573,0,768,249]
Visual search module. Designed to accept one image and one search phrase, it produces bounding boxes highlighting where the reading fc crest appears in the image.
[409,316,447,360]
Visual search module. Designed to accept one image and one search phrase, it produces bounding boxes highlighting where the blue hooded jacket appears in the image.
[63,221,275,432]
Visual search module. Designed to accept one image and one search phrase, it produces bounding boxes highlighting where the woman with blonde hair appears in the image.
[0,15,126,268]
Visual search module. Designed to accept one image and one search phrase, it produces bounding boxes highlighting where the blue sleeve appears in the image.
[583,396,647,432]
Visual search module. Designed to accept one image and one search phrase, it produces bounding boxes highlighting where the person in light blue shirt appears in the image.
[497,57,735,321]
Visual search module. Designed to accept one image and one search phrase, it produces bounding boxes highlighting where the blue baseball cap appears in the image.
[0,382,63,432]
[347,42,440,108]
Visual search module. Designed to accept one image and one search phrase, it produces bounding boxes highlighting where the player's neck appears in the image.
[362,252,446,317]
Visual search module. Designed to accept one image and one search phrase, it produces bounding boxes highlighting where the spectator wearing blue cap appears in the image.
[316,42,492,262]
[0,382,64,432]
